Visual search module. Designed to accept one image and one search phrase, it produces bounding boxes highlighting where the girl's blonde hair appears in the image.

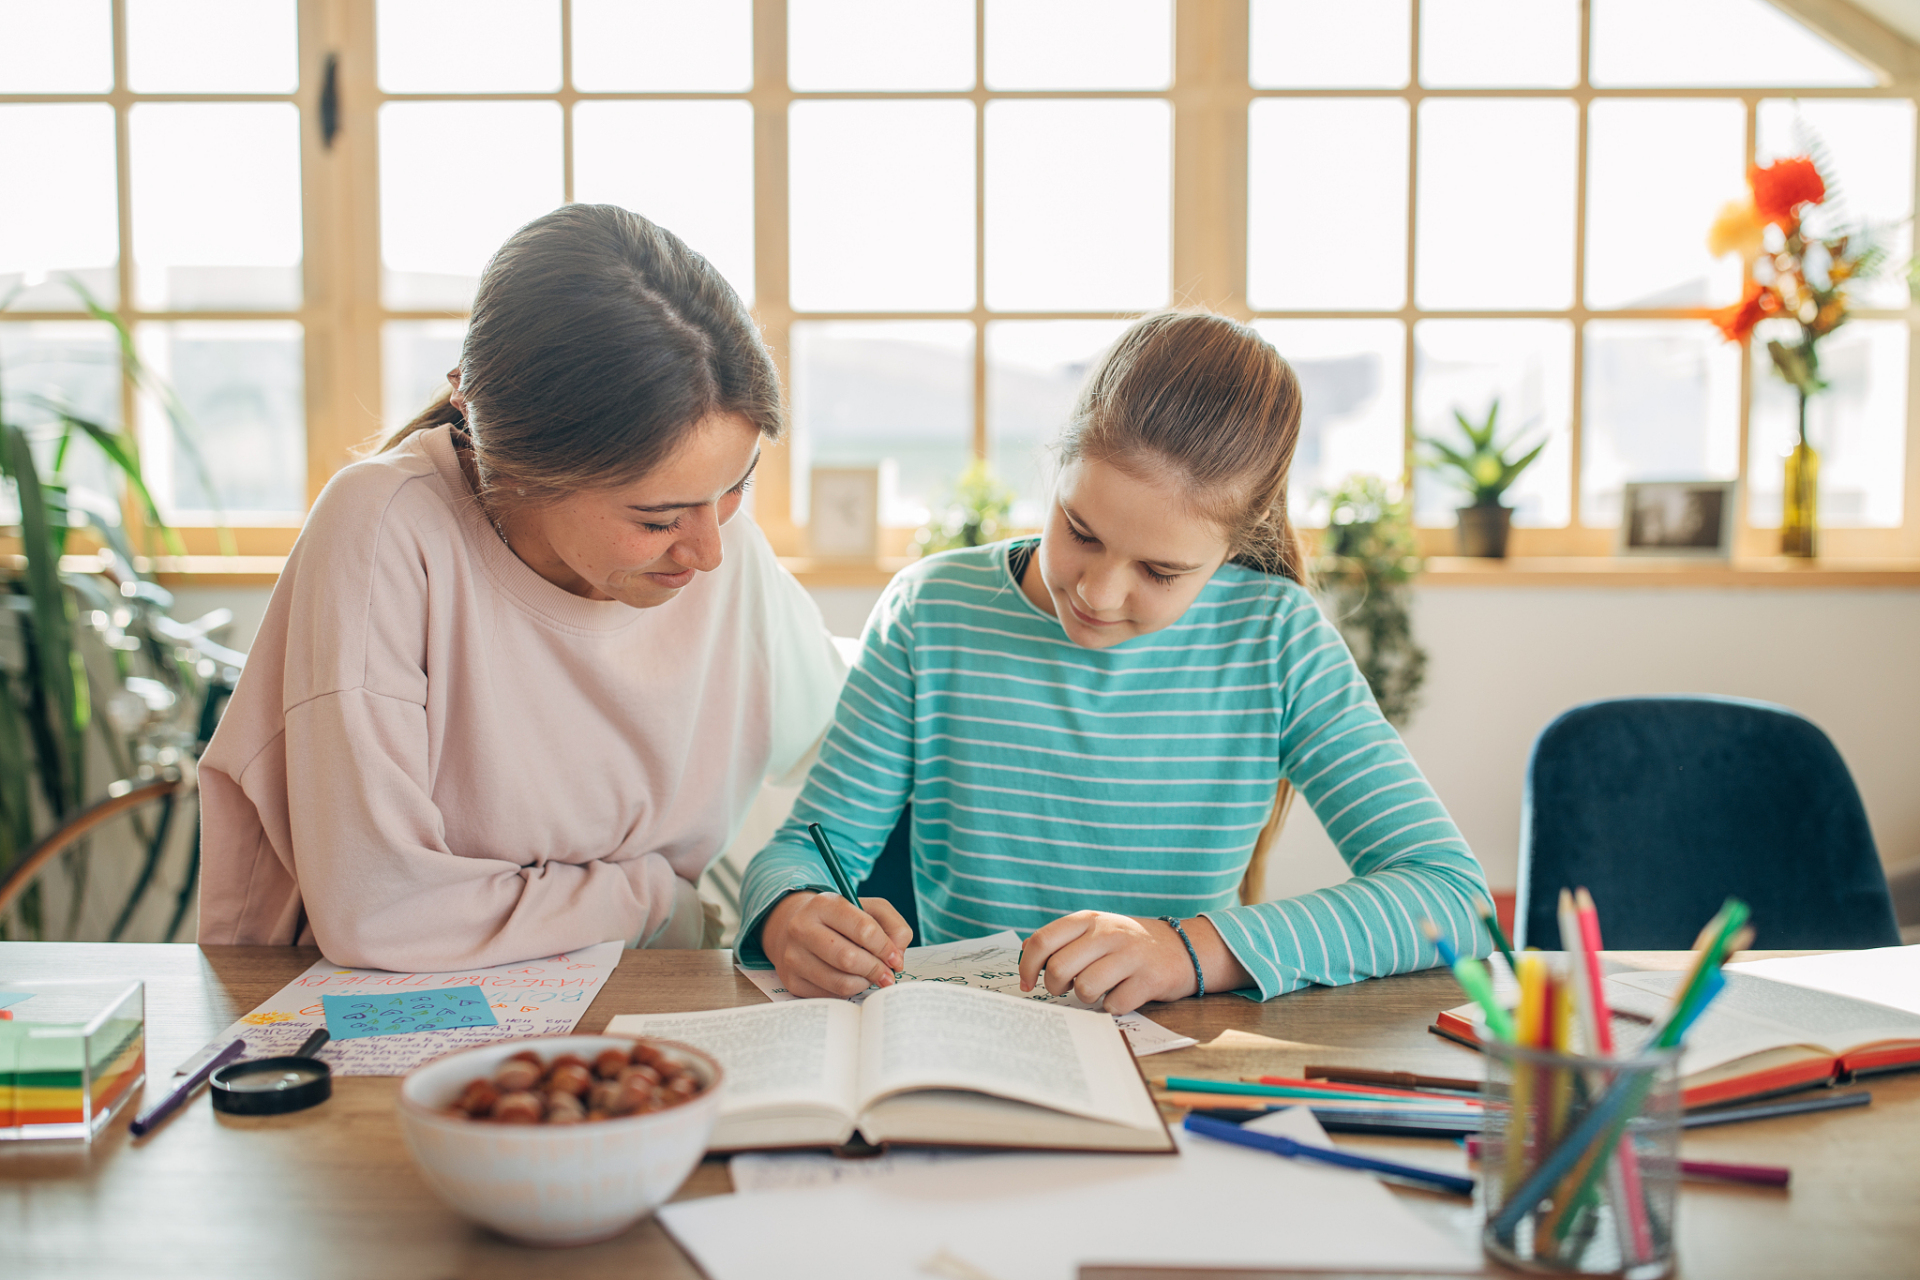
[381,204,782,512]
[1058,310,1306,584]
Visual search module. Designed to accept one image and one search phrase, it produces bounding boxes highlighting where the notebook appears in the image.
[606,981,1173,1154]
[1435,946,1920,1109]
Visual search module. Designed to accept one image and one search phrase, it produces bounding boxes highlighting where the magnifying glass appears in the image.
[210,1028,334,1116]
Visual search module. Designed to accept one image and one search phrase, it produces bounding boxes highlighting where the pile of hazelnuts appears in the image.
[448,1041,705,1124]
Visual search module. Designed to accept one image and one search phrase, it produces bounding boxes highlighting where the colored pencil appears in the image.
[1303,1066,1481,1094]
[1251,1075,1485,1106]
[1683,1090,1869,1127]
[805,822,862,906]
[1475,896,1519,976]
[1465,1138,1790,1187]
[1420,919,1514,1042]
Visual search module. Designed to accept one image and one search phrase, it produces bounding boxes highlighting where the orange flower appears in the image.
[1706,199,1766,261]
[1710,281,1781,343]
[1749,157,1826,227]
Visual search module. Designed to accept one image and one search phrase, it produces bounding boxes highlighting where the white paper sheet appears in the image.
[182,940,625,1077]
[738,931,1198,1057]
[665,1107,1480,1280]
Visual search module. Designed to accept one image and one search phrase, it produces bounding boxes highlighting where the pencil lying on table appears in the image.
[1463,1137,1789,1187]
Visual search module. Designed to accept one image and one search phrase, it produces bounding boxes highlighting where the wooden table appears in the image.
[2,945,1913,1279]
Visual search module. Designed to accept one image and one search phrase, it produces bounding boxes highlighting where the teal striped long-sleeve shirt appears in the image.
[737,540,1491,1000]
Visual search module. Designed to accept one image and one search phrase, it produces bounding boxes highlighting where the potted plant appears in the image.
[1417,399,1546,558]
[1314,476,1426,726]
[912,459,1016,557]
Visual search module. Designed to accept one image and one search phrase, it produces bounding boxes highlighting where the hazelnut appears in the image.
[546,1062,595,1097]
[454,1078,501,1116]
[593,1048,630,1080]
[492,1057,543,1092]
[490,1091,544,1124]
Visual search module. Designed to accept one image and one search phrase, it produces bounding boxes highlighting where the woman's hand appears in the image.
[763,890,913,999]
[1018,911,1249,1015]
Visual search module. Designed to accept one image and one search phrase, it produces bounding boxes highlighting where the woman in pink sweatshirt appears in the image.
[197,205,847,971]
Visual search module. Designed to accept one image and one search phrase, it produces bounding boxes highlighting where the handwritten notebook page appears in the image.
[738,930,1198,1057]
[663,1107,1479,1280]
[183,941,624,1077]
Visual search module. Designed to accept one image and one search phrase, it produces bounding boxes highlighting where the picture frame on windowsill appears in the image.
[807,467,881,560]
[1618,481,1738,558]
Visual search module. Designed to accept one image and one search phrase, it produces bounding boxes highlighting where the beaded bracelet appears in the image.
[1159,916,1205,999]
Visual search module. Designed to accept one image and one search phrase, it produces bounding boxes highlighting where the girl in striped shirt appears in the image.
[739,311,1491,1012]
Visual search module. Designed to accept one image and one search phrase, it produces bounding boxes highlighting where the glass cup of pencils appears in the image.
[1479,1039,1683,1278]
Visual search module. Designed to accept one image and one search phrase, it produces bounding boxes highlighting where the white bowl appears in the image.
[397,1035,723,1246]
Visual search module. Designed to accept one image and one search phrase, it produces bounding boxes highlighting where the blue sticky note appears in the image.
[0,991,33,1010]
[320,988,499,1040]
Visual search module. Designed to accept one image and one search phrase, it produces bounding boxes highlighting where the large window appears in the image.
[3,0,1915,563]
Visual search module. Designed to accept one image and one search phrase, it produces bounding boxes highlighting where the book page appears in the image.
[1607,969,1920,1076]
[1728,946,1920,1018]
[606,1000,862,1121]
[736,930,1198,1057]
[854,983,1161,1131]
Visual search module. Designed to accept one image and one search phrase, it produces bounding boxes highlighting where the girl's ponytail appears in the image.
[1057,310,1308,587]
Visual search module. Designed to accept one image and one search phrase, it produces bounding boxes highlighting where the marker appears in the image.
[1185,1113,1476,1197]
[130,1038,245,1137]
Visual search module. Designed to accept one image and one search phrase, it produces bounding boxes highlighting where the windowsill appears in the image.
[77,553,1920,590]
[1417,556,1920,586]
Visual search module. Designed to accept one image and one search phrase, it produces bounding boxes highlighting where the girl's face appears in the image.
[1022,455,1235,650]
[503,411,761,609]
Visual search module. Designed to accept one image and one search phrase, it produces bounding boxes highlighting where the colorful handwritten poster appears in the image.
[321,988,499,1040]
[180,940,624,1078]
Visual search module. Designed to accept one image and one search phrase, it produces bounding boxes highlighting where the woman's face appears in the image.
[503,411,762,609]
[1021,455,1235,650]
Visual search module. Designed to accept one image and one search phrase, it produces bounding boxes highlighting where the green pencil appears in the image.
[1474,896,1519,975]
[806,822,862,906]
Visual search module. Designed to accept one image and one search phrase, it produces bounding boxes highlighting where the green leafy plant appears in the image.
[1,278,231,940]
[1314,476,1426,726]
[1418,399,1546,509]
[912,460,1016,557]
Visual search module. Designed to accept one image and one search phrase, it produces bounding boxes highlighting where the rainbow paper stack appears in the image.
[0,980,147,1141]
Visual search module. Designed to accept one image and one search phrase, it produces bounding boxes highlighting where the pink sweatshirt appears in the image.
[197,426,844,971]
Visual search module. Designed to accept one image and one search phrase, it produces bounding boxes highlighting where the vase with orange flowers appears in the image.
[1707,154,1882,557]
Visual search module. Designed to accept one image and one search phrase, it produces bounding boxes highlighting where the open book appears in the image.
[1436,947,1920,1109]
[606,982,1173,1154]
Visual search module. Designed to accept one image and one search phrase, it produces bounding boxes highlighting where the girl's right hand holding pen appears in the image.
[762,890,912,999]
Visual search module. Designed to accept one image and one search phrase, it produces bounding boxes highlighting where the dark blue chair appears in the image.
[1516,695,1900,951]
[855,805,922,945]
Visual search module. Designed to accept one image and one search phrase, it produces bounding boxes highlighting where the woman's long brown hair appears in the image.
[382,204,782,510]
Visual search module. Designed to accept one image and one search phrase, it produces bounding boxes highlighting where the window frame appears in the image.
[4,0,1916,568]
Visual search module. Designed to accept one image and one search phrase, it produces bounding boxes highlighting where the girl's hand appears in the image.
[1018,911,1249,1015]
[763,890,912,999]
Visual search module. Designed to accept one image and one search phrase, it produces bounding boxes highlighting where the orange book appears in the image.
[1436,948,1920,1111]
